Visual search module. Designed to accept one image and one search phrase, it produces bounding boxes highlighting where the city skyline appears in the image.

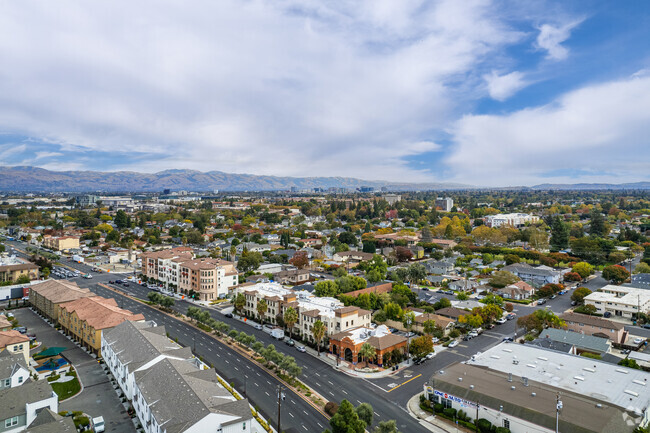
[0,1,648,186]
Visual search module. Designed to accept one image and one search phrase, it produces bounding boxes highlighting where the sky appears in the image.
[0,0,649,187]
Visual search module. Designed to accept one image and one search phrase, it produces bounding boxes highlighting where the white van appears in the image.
[92,416,105,432]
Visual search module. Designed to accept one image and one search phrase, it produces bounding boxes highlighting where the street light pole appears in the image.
[277,385,285,433]
[556,393,562,433]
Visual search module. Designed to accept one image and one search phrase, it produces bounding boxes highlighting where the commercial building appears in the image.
[141,248,239,300]
[234,282,371,340]
[434,197,454,212]
[29,280,96,324]
[328,325,407,366]
[484,213,539,228]
[0,331,30,365]
[41,236,80,252]
[0,380,58,433]
[382,194,401,205]
[425,343,650,433]
[584,284,650,319]
[102,321,253,433]
[58,296,144,355]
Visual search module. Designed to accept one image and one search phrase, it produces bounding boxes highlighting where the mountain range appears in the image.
[0,166,648,192]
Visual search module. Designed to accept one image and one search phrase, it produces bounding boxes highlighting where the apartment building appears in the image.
[0,262,39,284]
[484,213,539,228]
[102,321,253,433]
[0,331,30,365]
[559,311,625,343]
[434,197,454,212]
[41,235,80,251]
[141,248,239,300]
[584,284,650,319]
[234,282,371,340]
[58,296,144,355]
[29,280,96,324]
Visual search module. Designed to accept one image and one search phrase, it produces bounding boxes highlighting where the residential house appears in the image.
[423,259,455,275]
[558,312,626,343]
[24,408,76,433]
[412,313,455,336]
[332,251,374,266]
[535,328,610,356]
[58,297,144,355]
[497,281,536,300]
[448,279,480,292]
[0,380,58,433]
[434,307,470,322]
[0,331,31,365]
[502,263,561,286]
[0,352,29,389]
[274,269,310,285]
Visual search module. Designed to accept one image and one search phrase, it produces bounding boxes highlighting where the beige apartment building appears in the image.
[42,235,80,251]
[235,282,371,341]
[0,262,39,283]
[141,248,239,300]
[29,280,96,323]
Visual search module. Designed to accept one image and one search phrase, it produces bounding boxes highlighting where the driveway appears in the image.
[13,308,135,433]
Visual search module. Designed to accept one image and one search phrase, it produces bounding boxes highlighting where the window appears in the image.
[503,420,510,429]
[18,376,23,383]
[443,398,453,409]
[3,379,10,387]
[5,416,19,427]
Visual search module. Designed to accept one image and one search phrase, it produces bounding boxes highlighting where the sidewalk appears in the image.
[407,393,478,433]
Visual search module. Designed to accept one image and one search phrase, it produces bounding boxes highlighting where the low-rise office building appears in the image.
[425,342,650,433]
[59,297,144,355]
[328,325,407,366]
[29,280,96,324]
[584,284,650,319]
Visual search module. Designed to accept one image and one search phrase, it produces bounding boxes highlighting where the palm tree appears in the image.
[359,343,377,366]
[311,320,326,356]
[233,293,246,317]
[283,307,298,340]
[256,299,268,324]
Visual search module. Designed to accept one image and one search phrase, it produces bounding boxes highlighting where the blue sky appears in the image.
[0,0,648,186]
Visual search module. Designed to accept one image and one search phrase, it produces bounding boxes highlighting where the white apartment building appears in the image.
[102,321,253,433]
[435,197,454,212]
[484,213,539,228]
[234,282,371,340]
[584,284,650,319]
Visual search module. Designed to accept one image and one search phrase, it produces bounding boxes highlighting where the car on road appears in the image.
[15,326,27,334]
[426,352,435,360]
[108,280,115,284]
[224,313,233,318]
[537,298,547,305]
[463,334,473,341]
[496,317,507,324]
[296,345,306,352]
[254,324,263,330]
[503,337,514,342]
[123,283,129,287]
[83,274,92,279]
[506,313,516,320]
[448,340,459,348]
[285,338,296,346]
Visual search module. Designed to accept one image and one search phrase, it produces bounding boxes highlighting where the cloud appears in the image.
[445,74,650,186]
[536,20,582,60]
[483,70,528,101]
[0,0,526,182]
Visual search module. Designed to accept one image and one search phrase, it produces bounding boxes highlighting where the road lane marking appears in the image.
[386,374,422,393]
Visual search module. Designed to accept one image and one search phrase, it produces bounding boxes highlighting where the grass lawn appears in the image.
[50,374,81,401]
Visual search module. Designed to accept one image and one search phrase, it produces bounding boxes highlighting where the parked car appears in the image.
[296,345,306,352]
[285,339,296,346]
[414,357,426,365]
[254,324,263,330]
[405,332,415,338]
[123,283,129,287]
[621,349,631,355]
[496,317,507,324]
[537,298,547,305]
[503,337,514,342]
[570,300,577,306]
[83,274,92,279]
[431,337,439,344]
[463,335,473,341]
[27,333,36,341]
[108,280,115,284]
[224,313,233,318]
[633,338,643,345]
[642,324,650,330]
[506,313,516,320]
[468,331,479,338]
[426,352,435,359]
[92,416,105,433]
[448,340,459,348]
[604,312,612,318]
[15,326,27,334]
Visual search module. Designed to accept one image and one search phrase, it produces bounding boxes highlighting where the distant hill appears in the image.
[0,166,471,192]
[531,182,650,190]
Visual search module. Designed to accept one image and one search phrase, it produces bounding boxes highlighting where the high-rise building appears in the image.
[435,197,453,212]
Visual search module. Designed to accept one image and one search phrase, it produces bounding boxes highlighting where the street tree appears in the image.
[312,320,326,356]
[359,343,377,365]
[571,287,592,304]
[283,307,298,340]
[459,314,483,329]
[409,335,434,359]
[355,403,374,427]
[373,420,399,433]
[572,262,594,279]
[517,309,565,334]
[256,299,268,324]
[326,399,366,433]
[602,265,630,284]
[233,293,246,316]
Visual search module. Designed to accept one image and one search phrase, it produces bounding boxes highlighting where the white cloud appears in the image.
[483,70,528,101]
[536,20,582,60]
[445,74,650,186]
[0,0,526,182]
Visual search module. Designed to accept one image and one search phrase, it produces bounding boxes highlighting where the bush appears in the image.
[495,428,511,433]
[443,408,457,419]
[477,418,492,433]
[433,403,444,413]
[580,352,601,360]
[457,409,468,422]
[324,401,339,416]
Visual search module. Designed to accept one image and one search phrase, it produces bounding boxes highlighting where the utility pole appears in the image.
[475,401,480,429]
[556,393,563,433]
[277,385,285,433]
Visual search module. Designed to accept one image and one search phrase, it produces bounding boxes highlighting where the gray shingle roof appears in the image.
[26,408,76,433]
[0,351,28,380]
[539,328,610,353]
[0,380,54,420]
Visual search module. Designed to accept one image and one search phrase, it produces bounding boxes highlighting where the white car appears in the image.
[633,338,643,345]
[92,417,105,433]
[496,317,507,324]
[431,337,439,344]
[296,345,306,353]
[426,352,435,359]
[468,331,479,338]
[254,324,263,330]
[448,340,459,348]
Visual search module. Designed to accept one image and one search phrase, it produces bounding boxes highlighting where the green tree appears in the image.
[489,271,519,288]
[634,262,650,274]
[359,343,377,365]
[504,254,520,265]
[114,210,129,229]
[373,420,399,433]
[314,280,339,297]
[517,309,565,334]
[312,320,326,356]
[15,274,30,284]
[237,252,263,272]
[233,293,246,316]
[256,299,268,324]
[572,262,594,279]
[571,287,592,304]
[602,265,630,284]
[618,358,641,370]
[423,320,439,336]
[407,263,426,286]
[283,307,298,340]
[355,403,374,427]
[459,314,483,329]
[327,400,366,433]
[550,216,570,252]
[384,302,403,320]
[409,335,434,359]
[589,209,607,237]
[402,311,416,332]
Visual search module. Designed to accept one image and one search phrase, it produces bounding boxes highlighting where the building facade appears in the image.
[484,213,539,228]
[29,280,96,324]
[42,236,80,251]
[584,284,650,319]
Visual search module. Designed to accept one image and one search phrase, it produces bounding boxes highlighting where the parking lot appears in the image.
[13,308,135,433]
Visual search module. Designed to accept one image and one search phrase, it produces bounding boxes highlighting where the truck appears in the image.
[72,254,85,263]
[270,328,285,340]
[92,416,105,432]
